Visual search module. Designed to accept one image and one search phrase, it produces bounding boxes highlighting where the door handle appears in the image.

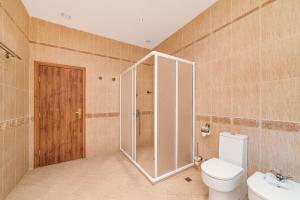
[75,108,82,119]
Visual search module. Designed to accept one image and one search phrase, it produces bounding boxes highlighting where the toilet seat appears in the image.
[202,158,243,180]
[201,158,245,193]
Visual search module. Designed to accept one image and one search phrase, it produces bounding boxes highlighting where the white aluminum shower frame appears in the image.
[120,51,195,183]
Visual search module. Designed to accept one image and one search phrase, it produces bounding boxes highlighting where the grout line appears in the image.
[29,40,152,66]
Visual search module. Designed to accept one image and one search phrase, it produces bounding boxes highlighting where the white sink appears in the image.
[247,172,300,200]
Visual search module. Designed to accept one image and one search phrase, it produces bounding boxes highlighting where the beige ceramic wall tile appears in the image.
[231,0,260,20]
[15,124,26,183]
[211,86,232,117]
[3,127,16,197]
[262,78,300,122]
[210,57,231,88]
[196,89,212,116]
[261,35,300,81]
[211,0,231,30]
[260,129,300,178]
[194,37,211,64]
[35,18,61,46]
[2,86,16,120]
[231,11,259,55]
[0,85,3,121]
[231,48,260,85]
[196,62,211,90]
[194,9,211,40]
[14,0,29,35]
[2,58,16,87]
[261,0,300,44]
[0,8,3,46]
[2,11,17,53]
[211,26,231,59]
[232,84,260,119]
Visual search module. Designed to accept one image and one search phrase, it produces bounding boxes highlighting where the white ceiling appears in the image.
[21,0,216,49]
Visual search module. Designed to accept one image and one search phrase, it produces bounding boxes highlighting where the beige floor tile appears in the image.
[5,152,248,200]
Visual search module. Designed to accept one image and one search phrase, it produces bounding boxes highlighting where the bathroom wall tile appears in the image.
[181,21,198,49]
[2,56,16,87]
[210,26,231,59]
[260,129,300,178]
[16,124,26,183]
[232,84,260,119]
[196,62,211,90]
[210,57,231,88]
[261,0,300,44]
[231,48,260,85]
[262,78,300,122]
[261,35,300,81]
[3,86,16,120]
[231,0,260,21]
[211,0,231,31]
[176,44,195,61]
[0,85,3,121]
[2,11,17,53]
[196,89,212,116]
[1,0,16,23]
[0,8,3,46]
[14,0,29,36]
[194,37,211,64]
[194,8,211,40]
[211,86,232,117]
[231,11,259,55]
[1,1,29,199]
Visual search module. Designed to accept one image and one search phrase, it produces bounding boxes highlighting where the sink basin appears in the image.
[247,172,300,200]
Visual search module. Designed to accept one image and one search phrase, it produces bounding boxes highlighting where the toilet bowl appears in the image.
[201,132,248,200]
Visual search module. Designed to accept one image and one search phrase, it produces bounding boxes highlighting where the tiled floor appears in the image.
[6,152,209,200]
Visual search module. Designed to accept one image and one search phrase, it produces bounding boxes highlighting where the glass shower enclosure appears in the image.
[120,51,195,183]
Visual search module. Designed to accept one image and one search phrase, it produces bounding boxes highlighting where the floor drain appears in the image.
[185,177,192,182]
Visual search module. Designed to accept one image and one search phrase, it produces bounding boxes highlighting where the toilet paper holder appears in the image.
[200,123,210,134]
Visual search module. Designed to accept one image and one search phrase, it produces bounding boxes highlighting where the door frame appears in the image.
[34,61,86,168]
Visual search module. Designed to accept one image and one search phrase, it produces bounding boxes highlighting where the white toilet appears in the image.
[201,132,248,200]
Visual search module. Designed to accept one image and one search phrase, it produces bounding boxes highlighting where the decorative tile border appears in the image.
[85,111,153,119]
[212,116,231,124]
[262,120,300,133]
[233,118,259,128]
[196,115,299,133]
[0,117,29,131]
[86,112,120,119]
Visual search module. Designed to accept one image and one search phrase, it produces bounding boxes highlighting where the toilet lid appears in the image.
[201,158,243,180]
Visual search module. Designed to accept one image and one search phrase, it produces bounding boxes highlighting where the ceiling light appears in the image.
[139,18,144,23]
[60,12,72,20]
[145,40,152,43]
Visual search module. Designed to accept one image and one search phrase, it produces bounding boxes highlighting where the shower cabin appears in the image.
[120,51,195,183]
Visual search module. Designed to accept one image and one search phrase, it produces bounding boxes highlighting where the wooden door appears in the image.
[34,62,85,167]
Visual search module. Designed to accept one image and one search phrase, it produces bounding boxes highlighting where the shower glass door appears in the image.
[120,69,133,158]
[135,56,155,177]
